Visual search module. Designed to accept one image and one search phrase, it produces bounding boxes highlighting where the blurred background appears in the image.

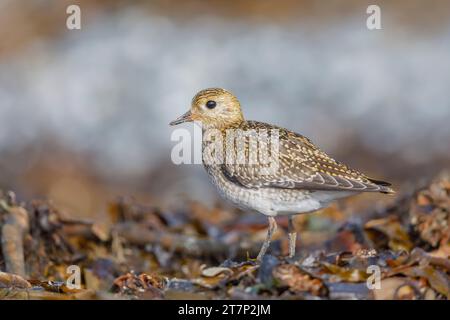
[0,0,449,220]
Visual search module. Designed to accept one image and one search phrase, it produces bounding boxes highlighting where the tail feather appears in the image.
[368,178,391,186]
[368,178,395,194]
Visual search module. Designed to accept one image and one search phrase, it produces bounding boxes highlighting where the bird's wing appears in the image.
[221,121,394,193]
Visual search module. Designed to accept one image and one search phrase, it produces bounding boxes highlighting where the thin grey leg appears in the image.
[256,217,277,261]
[288,216,297,258]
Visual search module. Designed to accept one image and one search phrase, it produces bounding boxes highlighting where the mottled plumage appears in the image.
[170,88,394,260]
[217,120,393,194]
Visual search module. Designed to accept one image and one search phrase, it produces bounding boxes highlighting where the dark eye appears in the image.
[206,100,216,109]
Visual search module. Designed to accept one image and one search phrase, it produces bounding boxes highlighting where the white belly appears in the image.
[256,190,357,216]
[206,165,357,217]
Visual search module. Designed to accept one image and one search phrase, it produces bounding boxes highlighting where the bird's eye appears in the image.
[206,100,217,109]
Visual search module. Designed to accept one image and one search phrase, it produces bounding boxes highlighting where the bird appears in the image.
[170,88,394,261]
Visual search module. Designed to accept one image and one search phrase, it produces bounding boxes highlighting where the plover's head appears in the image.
[170,88,244,128]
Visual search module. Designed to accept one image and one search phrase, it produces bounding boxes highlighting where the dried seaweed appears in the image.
[0,172,449,300]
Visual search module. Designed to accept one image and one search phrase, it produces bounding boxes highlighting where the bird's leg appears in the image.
[288,216,297,258]
[256,217,277,261]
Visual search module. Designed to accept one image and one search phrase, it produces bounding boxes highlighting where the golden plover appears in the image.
[170,88,394,261]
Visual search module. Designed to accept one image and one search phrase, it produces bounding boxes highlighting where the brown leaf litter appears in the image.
[0,171,449,300]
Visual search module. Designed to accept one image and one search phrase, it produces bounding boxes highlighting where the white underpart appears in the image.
[205,165,358,217]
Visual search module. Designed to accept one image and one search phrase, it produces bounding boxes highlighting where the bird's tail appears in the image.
[368,178,395,194]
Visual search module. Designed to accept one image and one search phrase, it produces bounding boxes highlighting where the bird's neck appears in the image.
[201,119,245,131]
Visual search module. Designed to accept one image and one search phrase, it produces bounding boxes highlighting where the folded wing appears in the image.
[221,121,394,194]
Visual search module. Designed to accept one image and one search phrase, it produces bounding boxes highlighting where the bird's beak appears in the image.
[169,110,193,126]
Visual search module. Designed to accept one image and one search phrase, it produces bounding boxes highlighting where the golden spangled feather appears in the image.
[220,121,394,194]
